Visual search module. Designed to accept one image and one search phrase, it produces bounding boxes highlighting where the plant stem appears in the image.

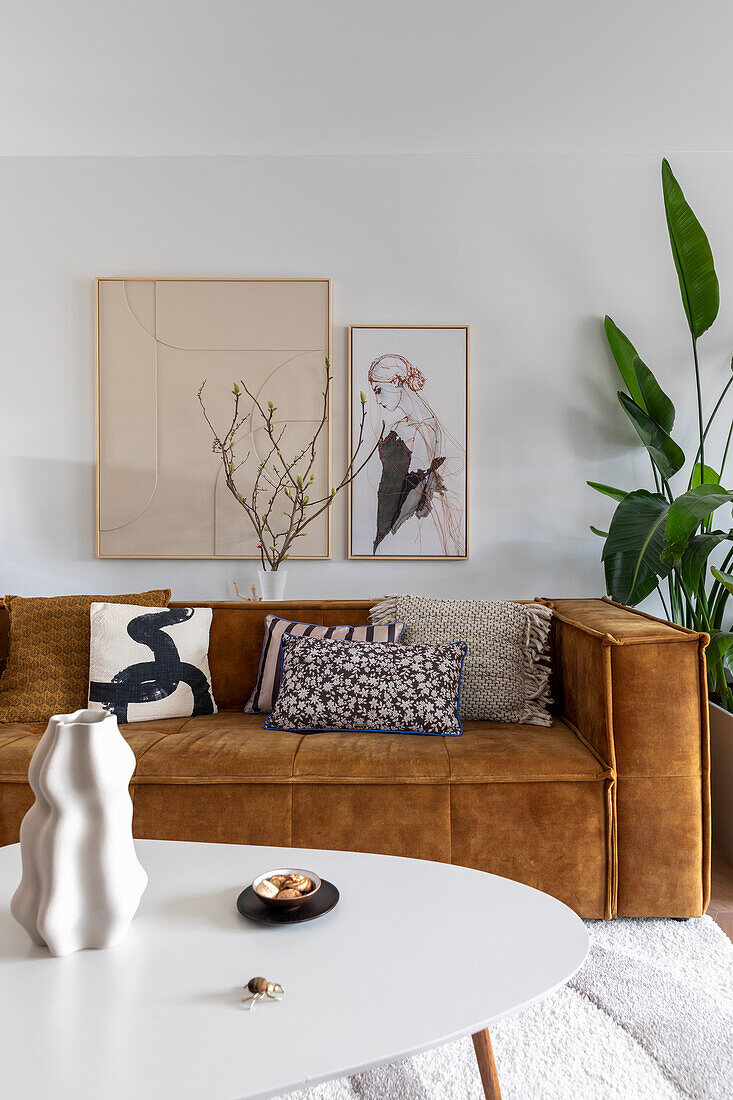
[710,543,733,627]
[651,465,661,494]
[720,417,733,484]
[667,575,680,623]
[693,336,705,484]
[658,587,671,621]
[688,371,733,486]
[715,661,731,711]
[677,575,702,629]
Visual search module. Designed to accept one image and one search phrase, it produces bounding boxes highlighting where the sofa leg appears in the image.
[472,1028,502,1098]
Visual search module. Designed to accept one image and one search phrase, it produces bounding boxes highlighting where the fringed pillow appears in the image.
[371,596,553,725]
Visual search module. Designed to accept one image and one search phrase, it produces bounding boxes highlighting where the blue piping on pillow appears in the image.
[245,617,406,713]
[263,635,468,737]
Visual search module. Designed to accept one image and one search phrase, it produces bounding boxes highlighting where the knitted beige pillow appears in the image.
[371,595,553,725]
[0,590,171,722]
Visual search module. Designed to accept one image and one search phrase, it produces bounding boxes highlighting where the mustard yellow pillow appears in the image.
[0,591,171,722]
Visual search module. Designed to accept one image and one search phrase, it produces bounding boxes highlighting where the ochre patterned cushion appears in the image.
[0,590,171,722]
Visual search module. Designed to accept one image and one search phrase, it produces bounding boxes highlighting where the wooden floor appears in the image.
[709,848,733,941]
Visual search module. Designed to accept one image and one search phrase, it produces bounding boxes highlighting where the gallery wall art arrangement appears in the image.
[96,277,332,560]
[97,281,469,564]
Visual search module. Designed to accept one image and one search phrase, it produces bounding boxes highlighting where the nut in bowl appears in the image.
[252,868,322,910]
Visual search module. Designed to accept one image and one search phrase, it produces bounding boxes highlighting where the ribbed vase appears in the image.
[11,709,147,957]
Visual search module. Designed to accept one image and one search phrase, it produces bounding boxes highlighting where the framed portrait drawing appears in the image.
[96,277,331,559]
[348,325,469,560]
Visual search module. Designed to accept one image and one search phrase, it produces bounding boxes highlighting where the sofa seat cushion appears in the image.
[295,716,603,783]
[0,725,46,778]
[0,714,606,787]
[293,728,451,781]
[0,720,182,780]
[446,718,608,781]
[132,712,303,781]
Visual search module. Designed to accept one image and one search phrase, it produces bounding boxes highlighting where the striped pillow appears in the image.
[244,615,405,714]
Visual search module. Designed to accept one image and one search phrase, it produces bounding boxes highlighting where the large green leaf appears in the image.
[664,485,733,560]
[691,464,721,530]
[680,530,730,591]
[617,392,685,479]
[587,481,628,502]
[632,356,675,434]
[662,159,719,340]
[601,490,672,604]
[711,567,733,596]
[705,630,733,675]
[604,317,645,407]
[691,463,720,488]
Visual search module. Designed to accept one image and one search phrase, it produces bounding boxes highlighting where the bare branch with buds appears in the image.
[197,357,382,570]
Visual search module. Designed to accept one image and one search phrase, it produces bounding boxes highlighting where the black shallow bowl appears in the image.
[237,879,340,924]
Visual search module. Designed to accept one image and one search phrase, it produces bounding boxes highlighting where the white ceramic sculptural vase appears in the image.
[11,709,147,957]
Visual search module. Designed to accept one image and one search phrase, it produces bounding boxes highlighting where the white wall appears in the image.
[2,2,733,603]
[3,0,733,157]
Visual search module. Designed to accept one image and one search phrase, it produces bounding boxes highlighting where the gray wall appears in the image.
[2,2,733,602]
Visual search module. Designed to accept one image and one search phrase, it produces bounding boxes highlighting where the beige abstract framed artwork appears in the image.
[96,278,332,559]
[348,325,469,560]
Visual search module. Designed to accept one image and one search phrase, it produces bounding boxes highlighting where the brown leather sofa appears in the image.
[0,596,710,919]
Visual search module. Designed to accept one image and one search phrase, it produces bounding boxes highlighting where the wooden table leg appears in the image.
[472,1028,502,1099]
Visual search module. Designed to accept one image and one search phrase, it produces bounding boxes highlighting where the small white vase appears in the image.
[11,708,147,957]
[258,568,288,601]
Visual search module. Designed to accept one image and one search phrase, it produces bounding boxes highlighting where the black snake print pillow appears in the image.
[88,603,216,723]
[264,634,466,736]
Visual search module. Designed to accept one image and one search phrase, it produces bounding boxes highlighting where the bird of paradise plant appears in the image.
[589,159,733,711]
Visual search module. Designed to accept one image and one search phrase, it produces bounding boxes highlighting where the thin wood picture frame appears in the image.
[96,276,332,560]
[348,324,470,561]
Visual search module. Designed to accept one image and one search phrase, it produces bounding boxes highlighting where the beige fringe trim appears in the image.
[370,595,400,625]
[519,601,554,726]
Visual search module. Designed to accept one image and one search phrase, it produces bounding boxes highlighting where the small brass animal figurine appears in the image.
[242,976,284,1011]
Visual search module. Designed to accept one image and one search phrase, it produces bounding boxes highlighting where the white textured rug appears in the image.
[285,916,733,1100]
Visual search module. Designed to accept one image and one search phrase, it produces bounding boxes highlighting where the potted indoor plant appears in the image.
[589,159,733,859]
[198,357,381,599]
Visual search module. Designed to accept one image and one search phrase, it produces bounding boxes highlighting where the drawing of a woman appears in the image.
[368,354,464,555]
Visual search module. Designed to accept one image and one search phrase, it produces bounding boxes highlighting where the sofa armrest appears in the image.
[541,596,711,917]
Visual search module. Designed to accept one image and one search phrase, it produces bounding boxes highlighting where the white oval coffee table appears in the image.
[0,840,588,1099]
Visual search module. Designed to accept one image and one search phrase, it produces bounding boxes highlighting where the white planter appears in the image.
[11,709,147,957]
[258,568,288,601]
[709,700,733,864]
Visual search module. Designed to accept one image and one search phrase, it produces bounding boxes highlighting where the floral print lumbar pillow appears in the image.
[263,634,467,736]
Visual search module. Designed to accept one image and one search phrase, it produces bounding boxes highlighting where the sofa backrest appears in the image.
[177,600,375,710]
[0,597,552,712]
[0,607,8,680]
[0,600,375,712]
